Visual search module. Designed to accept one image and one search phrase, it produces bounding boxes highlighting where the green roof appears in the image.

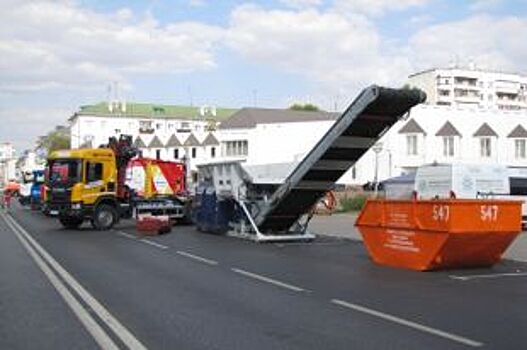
[77,102,238,121]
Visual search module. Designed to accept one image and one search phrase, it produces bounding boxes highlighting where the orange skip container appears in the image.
[355,199,522,271]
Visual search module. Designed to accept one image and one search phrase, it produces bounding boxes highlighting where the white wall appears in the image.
[343,104,527,184]
[0,143,16,183]
[70,114,217,172]
[18,151,45,173]
[218,105,527,186]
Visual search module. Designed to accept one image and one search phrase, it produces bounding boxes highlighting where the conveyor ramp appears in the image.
[254,85,426,234]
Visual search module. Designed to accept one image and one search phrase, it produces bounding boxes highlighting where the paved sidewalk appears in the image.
[310,213,527,263]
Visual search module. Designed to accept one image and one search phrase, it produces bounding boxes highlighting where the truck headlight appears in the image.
[71,203,82,210]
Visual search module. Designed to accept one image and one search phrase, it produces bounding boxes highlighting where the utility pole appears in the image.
[187,85,193,107]
[372,142,383,197]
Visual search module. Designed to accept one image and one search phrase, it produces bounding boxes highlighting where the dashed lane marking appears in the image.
[331,299,483,348]
[115,230,136,240]
[115,230,169,250]
[449,272,527,281]
[140,239,169,250]
[231,268,306,292]
[176,250,218,265]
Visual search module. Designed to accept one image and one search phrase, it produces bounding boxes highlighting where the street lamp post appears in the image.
[372,142,383,197]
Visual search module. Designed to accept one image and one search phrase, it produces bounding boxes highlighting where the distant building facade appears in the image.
[0,142,16,184]
[69,69,527,187]
[17,150,45,175]
[217,105,527,185]
[408,67,527,110]
[218,107,339,163]
[69,101,237,172]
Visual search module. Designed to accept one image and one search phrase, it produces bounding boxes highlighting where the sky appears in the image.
[1,0,527,152]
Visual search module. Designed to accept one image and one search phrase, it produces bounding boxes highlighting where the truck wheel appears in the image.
[92,204,117,230]
[59,215,83,229]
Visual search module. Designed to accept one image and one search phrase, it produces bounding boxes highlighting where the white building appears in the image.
[350,104,527,184]
[69,68,527,187]
[217,104,527,186]
[0,142,17,184]
[218,108,338,162]
[408,67,527,111]
[17,150,45,175]
[69,101,236,174]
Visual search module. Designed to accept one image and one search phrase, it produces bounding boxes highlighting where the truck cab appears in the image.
[47,135,189,230]
[30,170,45,210]
[47,148,125,230]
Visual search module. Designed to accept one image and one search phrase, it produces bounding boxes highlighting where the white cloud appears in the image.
[470,0,503,12]
[332,0,429,17]
[189,0,207,7]
[0,1,224,94]
[408,15,527,72]
[227,5,411,96]
[280,0,322,9]
[0,107,73,152]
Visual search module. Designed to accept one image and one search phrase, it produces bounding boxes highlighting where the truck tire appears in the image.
[92,204,118,230]
[59,215,83,229]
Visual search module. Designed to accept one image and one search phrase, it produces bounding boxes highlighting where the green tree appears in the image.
[289,103,320,111]
[36,125,70,155]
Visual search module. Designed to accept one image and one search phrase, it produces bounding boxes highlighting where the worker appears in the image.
[3,189,12,210]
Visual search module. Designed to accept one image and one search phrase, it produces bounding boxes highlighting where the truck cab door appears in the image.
[83,161,106,206]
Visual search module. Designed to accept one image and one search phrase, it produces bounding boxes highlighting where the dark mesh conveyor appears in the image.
[254,85,426,234]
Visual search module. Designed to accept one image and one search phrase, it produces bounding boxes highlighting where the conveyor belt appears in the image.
[254,85,426,233]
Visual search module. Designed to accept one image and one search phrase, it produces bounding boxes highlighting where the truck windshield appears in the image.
[49,159,81,186]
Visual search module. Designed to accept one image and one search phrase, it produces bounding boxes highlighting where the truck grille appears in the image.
[49,188,72,203]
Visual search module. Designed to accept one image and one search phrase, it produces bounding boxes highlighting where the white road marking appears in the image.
[176,250,218,265]
[331,299,483,348]
[449,272,527,281]
[115,230,136,240]
[116,230,169,250]
[4,214,148,350]
[231,268,305,292]
[140,239,169,250]
[1,212,120,350]
[274,242,344,247]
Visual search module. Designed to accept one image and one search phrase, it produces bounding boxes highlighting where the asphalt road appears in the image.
[2,204,527,349]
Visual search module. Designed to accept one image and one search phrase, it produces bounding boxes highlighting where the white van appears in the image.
[414,163,510,199]
[508,167,527,227]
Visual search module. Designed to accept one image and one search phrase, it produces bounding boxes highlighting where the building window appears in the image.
[351,166,356,180]
[211,147,216,158]
[156,149,161,160]
[406,135,418,156]
[443,136,455,157]
[225,140,248,156]
[515,139,526,159]
[178,122,191,133]
[139,120,154,134]
[191,147,197,158]
[480,137,492,158]
[173,149,179,159]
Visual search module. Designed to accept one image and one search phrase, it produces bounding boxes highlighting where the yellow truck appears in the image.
[47,135,188,230]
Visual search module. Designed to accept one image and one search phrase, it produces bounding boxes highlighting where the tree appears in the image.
[36,125,70,155]
[289,103,320,112]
